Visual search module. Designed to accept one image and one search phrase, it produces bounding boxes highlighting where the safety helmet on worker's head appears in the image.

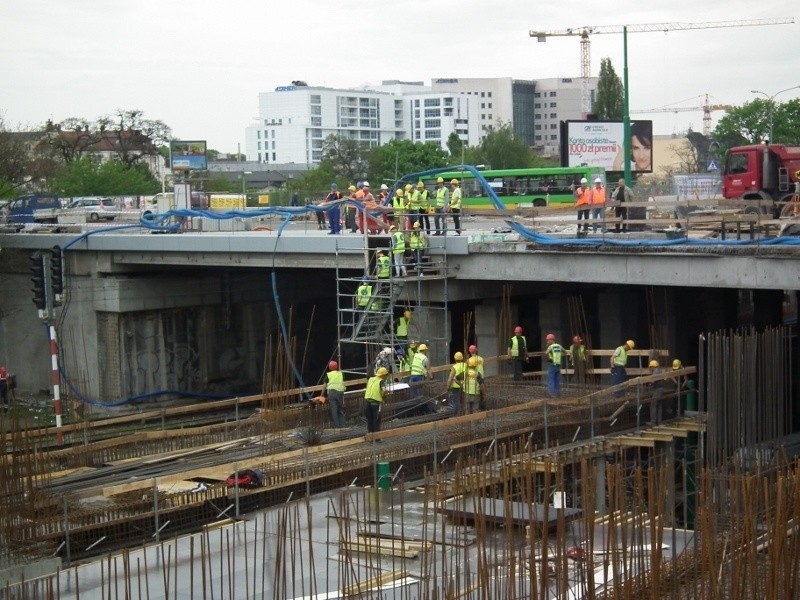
[362,181,370,188]
[330,183,338,190]
[580,177,588,184]
[594,177,602,184]
[436,176,444,183]
[357,181,364,189]
[672,359,682,370]
[403,310,411,319]
[404,183,413,192]
[416,181,424,189]
[626,340,635,349]
[450,178,459,185]
[380,183,388,190]
[348,185,357,192]
[376,249,384,256]
[389,225,397,231]
[573,335,582,344]
[376,367,389,377]
[395,347,405,356]
[454,351,464,361]
[328,360,339,371]
[467,357,478,367]
[408,341,417,348]
[648,360,659,368]
[381,347,392,356]
[413,221,421,228]
[514,326,523,334]
[546,333,555,342]
[395,188,404,196]
[468,344,477,354]
[418,343,429,352]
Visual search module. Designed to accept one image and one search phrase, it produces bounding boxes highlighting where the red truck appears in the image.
[722,143,800,215]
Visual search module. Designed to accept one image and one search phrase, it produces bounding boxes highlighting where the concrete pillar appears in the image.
[475,302,502,376]
[407,304,449,372]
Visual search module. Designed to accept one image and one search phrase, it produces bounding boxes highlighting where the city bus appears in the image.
[425,166,606,210]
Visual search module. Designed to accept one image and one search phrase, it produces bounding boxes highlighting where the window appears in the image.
[535,114,541,119]
[535,135,542,141]
[257,131,261,139]
[488,92,492,97]
[424,119,441,128]
[549,91,557,97]
[488,103,492,108]
[310,95,321,103]
[424,98,441,107]
[550,124,557,129]
[481,91,485,97]
[550,113,557,118]
[534,103,541,109]
[272,152,276,161]
[311,105,321,115]
[550,102,557,108]
[424,108,440,118]
[272,141,276,149]
[550,134,558,140]
[481,103,485,109]
[534,92,541,98]
[535,124,542,130]
[311,116,321,126]
[257,142,261,150]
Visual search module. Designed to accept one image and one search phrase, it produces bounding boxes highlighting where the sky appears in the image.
[1,0,798,154]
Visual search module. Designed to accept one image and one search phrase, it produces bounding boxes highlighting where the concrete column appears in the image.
[475,302,502,376]
[407,304,449,372]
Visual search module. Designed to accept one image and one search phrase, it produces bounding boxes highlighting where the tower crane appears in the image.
[631,94,732,136]
[529,18,794,117]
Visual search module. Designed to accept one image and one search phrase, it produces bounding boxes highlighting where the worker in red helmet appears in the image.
[508,326,528,381]
[545,333,564,397]
[321,360,346,428]
[467,344,484,377]
[569,335,587,387]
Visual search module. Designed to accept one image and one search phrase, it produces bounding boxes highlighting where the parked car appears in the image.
[3,194,61,224]
[67,197,118,221]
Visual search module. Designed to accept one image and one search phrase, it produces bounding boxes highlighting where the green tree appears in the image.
[477,122,534,169]
[593,58,624,120]
[367,139,449,185]
[0,117,31,198]
[52,157,160,196]
[446,132,464,160]
[96,109,171,168]
[320,135,367,182]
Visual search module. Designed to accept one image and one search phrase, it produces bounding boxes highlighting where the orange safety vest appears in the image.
[589,186,606,206]
[575,186,590,206]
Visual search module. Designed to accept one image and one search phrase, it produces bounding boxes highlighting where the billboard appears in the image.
[562,120,653,173]
[170,140,207,171]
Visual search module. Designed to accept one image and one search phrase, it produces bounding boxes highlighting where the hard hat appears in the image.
[626,340,635,349]
[330,183,338,189]
[416,181,424,188]
[395,347,405,356]
[362,181,370,187]
[382,347,392,355]
[348,185,357,192]
[380,183,388,190]
[672,359,682,370]
[395,189,404,197]
[328,360,339,370]
[389,225,397,231]
[404,183,413,191]
[376,367,389,377]
[418,343,429,352]
[468,344,477,354]
[467,357,477,367]
[376,249,384,255]
[648,360,660,368]
[546,333,556,341]
[580,178,588,184]
[454,351,464,361]
[514,326,523,334]
[357,181,364,189]
[413,221,421,228]
[403,310,411,318]
[594,177,602,184]
[408,341,417,348]
[573,335,582,344]
[450,178,459,185]
[436,177,444,183]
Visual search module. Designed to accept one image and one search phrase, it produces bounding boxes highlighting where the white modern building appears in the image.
[245,76,597,165]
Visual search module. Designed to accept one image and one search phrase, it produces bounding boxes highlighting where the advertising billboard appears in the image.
[170,140,208,171]
[562,120,653,173]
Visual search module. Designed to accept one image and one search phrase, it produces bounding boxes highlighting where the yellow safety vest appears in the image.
[409,232,426,249]
[356,283,372,307]
[365,375,384,402]
[450,362,466,389]
[391,231,406,254]
[411,352,428,376]
[377,255,391,278]
[450,187,462,210]
[464,367,481,395]
[546,343,564,365]
[510,335,527,357]
[396,316,410,337]
[435,186,449,208]
[326,370,345,392]
[612,346,628,366]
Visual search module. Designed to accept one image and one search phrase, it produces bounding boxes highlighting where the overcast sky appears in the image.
[1,0,797,153]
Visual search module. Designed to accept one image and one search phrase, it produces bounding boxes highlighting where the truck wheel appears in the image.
[533,198,548,208]
[89,213,100,222]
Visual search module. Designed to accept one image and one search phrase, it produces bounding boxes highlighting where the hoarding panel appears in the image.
[564,121,653,173]
[170,140,208,171]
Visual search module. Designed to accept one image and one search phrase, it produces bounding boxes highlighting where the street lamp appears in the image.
[750,84,800,143]
[241,171,252,198]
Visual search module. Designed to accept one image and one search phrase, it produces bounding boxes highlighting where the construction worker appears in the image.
[396,309,411,342]
[417,181,432,233]
[355,276,373,312]
[395,347,411,377]
[0,365,9,412]
[669,358,687,417]
[545,333,564,397]
[378,183,391,229]
[508,326,528,381]
[569,335,587,386]
[374,250,391,308]
[467,344,484,377]
[389,225,407,277]
[611,339,635,396]
[445,351,466,415]
[407,341,418,367]
[648,359,665,424]
[322,360,347,428]
[589,177,607,233]
[364,366,390,435]
[408,222,428,276]
[575,177,590,234]
[409,342,432,401]
[345,184,358,232]
[407,182,421,229]
[433,176,450,236]
[324,183,342,234]
[392,188,407,231]
[449,178,462,235]
[373,347,394,376]
[463,356,483,414]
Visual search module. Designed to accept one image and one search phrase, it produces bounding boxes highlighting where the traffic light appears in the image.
[51,246,63,297]
[30,252,46,310]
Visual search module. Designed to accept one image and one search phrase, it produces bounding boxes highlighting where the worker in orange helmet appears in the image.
[321,360,346,428]
[508,326,528,381]
[467,344,484,377]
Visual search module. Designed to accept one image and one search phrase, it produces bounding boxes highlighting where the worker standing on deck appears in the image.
[392,188,407,231]
[396,309,411,343]
[463,357,484,414]
[389,225,407,277]
[545,333,564,397]
[364,366,390,436]
[508,326,528,381]
[467,344,484,377]
[449,179,462,235]
[407,182,421,229]
[409,343,432,401]
[648,360,665,425]
[355,276,373,314]
[445,351,466,415]
[575,177,590,234]
[589,177,607,233]
[322,360,347,428]
[345,184,358,233]
[569,335,587,387]
[408,222,428,276]
[417,181,432,233]
[324,183,342,233]
[433,177,449,236]
[611,339,635,396]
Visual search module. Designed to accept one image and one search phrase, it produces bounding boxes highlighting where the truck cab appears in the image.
[723,144,800,214]
[3,194,61,224]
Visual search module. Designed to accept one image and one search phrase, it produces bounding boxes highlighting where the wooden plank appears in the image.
[341,570,408,597]
[606,436,656,448]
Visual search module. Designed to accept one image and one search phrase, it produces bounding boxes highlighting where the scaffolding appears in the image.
[335,233,452,380]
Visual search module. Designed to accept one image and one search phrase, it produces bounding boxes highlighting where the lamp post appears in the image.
[750,84,800,143]
[241,171,252,200]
